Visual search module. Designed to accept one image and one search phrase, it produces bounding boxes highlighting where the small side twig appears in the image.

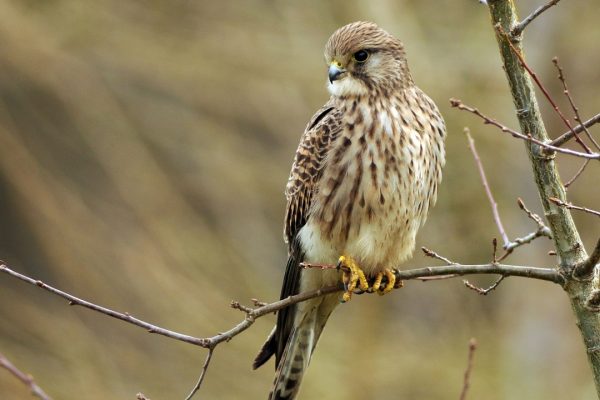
[552,57,600,151]
[421,247,457,265]
[184,348,215,400]
[465,128,509,246]
[551,56,598,188]
[497,198,553,262]
[564,159,591,190]
[459,338,478,400]
[551,112,600,148]
[498,25,592,155]
[0,352,52,400]
[511,0,561,36]
[450,99,600,160]
[549,197,600,218]
[251,298,268,307]
[464,275,506,295]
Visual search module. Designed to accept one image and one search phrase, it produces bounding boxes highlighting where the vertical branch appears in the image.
[487,0,586,267]
[459,339,478,400]
[487,0,600,394]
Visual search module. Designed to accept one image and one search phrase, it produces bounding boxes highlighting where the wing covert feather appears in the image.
[284,101,341,248]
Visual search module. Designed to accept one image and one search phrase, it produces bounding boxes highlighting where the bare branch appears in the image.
[251,298,268,307]
[450,99,600,160]
[0,264,211,348]
[421,247,457,265]
[0,259,565,398]
[502,230,550,254]
[459,338,478,400]
[511,0,561,36]
[551,113,600,148]
[184,348,214,400]
[464,128,510,246]
[552,57,600,151]
[0,352,52,400]
[565,159,591,190]
[517,197,548,229]
[497,198,553,262]
[497,25,592,154]
[0,260,564,350]
[549,197,600,218]
[464,275,506,295]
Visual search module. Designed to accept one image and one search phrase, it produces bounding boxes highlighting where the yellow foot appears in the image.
[372,268,398,296]
[337,255,369,303]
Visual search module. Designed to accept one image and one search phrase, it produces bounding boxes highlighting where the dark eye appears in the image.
[353,50,369,62]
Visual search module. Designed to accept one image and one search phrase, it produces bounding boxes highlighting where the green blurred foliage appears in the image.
[0,0,598,399]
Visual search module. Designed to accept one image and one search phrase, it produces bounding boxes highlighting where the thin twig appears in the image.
[517,197,548,228]
[500,231,550,257]
[0,264,211,347]
[511,0,561,36]
[184,348,214,400]
[0,260,565,398]
[497,25,592,154]
[450,99,600,160]
[0,261,564,349]
[417,274,458,281]
[552,57,600,151]
[464,127,509,246]
[497,198,553,262]
[459,338,478,400]
[551,57,598,188]
[421,247,457,265]
[251,298,268,307]
[565,159,591,190]
[464,275,506,295]
[549,197,600,218]
[551,113,600,148]
[0,352,52,400]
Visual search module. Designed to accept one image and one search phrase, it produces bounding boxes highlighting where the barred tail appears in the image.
[269,296,336,400]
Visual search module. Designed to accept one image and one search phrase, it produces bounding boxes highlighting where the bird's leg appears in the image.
[372,268,397,296]
[337,255,369,303]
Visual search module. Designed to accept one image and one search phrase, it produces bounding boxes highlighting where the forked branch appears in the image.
[511,0,561,37]
[0,260,563,352]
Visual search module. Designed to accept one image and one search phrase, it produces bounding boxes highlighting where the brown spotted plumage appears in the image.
[254,21,446,400]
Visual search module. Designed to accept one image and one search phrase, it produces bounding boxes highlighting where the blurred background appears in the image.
[0,0,599,399]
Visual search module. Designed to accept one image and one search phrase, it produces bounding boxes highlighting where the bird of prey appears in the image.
[253,21,446,400]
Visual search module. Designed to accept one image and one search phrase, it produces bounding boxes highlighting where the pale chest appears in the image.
[299,92,445,272]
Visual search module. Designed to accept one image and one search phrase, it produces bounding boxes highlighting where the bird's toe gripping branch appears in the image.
[372,268,397,296]
[337,255,369,303]
[337,257,403,302]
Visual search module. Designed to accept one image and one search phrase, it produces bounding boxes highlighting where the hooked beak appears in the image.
[328,63,345,83]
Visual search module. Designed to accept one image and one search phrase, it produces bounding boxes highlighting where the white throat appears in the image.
[327,78,369,97]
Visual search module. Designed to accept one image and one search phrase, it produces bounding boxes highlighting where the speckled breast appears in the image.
[301,87,445,273]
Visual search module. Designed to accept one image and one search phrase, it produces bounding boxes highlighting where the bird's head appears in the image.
[324,21,412,97]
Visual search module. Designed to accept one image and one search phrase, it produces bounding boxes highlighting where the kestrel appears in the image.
[253,21,446,400]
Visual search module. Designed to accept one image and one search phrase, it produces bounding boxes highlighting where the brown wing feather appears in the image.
[253,100,342,370]
[284,100,342,248]
[275,101,341,364]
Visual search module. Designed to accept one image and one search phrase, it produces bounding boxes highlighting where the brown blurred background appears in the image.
[0,0,599,399]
